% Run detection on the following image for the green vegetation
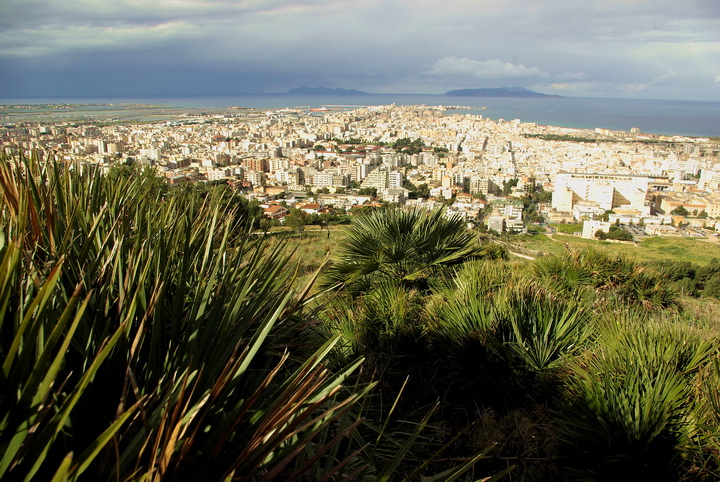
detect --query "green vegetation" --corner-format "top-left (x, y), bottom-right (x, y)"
top-left (515, 231), bottom-right (720, 265)
top-left (596, 225), bottom-right (634, 241)
top-left (3, 153), bottom-right (720, 480)
top-left (646, 258), bottom-right (720, 300)
top-left (320, 224), bottom-right (720, 478)
top-left (0, 154), bottom-right (486, 480)
top-left (552, 222), bottom-right (583, 234)
top-left (522, 133), bottom-right (682, 147)
top-left (357, 187), bottom-right (377, 197)
top-left (523, 133), bottom-right (602, 143)
top-left (387, 137), bottom-right (425, 155)
top-left (403, 180), bottom-right (430, 199)
top-left (671, 205), bottom-right (691, 216)
top-left (501, 177), bottom-right (518, 196)
top-left (323, 207), bottom-right (504, 293)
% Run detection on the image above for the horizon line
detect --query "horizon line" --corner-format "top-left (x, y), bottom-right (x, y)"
top-left (1, 93), bottom-right (719, 104)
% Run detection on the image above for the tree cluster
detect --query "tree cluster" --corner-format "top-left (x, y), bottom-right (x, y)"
top-left (595, 225), bottom-right (634, 241)
top-left (647, 258), bottom-right (720, 299)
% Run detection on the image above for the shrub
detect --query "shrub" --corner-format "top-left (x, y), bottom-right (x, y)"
top-left (556, 320), bottom-right (714, 479)
top-left (324, 207), bottom-right (486, 293)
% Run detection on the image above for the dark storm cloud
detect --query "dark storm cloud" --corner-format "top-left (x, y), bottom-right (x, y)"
top-left (1, 0), bottom-right (718, 100)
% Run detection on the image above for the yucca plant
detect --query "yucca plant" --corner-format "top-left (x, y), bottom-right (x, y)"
top-left (0, 153), bottom-right (374, 480)
top-left (0, 242), bottom-right (137, 481)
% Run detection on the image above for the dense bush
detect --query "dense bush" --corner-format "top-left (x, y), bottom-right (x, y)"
top-left (323, 219), bottom-right (718, 479)
top-left (648, 258), bottom-right (720, 300)
top-left (557, 320), bottom-right (715, 479)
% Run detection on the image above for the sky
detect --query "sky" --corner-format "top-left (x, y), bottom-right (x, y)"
top-left (1, 0), bottom-right (719, 101)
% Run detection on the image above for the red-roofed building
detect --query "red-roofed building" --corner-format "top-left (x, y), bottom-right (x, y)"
top-left (298, 203), bottom-right (322, 215)
top-left (264, 205), bottom-right (287, 220)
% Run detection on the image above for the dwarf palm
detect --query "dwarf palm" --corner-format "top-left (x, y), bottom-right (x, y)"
top-left (324, 207), bottom-right (486, 293)
top-left (556, 319), bottom-right (714, 478)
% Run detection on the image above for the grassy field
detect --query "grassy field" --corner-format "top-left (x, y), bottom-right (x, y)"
top-left (274, 224), bottom-right (720, 272)
top-left (509, 232), bottom-right (720, 265)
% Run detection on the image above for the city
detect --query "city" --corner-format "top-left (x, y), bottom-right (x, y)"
top-left (3, 103), bottom-right (719, 240)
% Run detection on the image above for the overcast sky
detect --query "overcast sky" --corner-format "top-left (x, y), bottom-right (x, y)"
top-left (1, 0), bottom-right (719, 100)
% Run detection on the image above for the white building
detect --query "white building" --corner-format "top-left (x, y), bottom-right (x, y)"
top-left (553, 172), bottom-right (649, 212)
top-left (582, 220), bottom-right (610, 238)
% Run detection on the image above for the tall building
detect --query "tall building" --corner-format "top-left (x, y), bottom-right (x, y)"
top-left (388, 170), bottom-right (403, 188)
top-left (469, 177), bottom-right (498, 196)
top-left (244, 158), bottom-right (269, 172)
top-left (552, 173), bottom-right (649, 212)
top-left (361, 168), bottom-right (390, 190)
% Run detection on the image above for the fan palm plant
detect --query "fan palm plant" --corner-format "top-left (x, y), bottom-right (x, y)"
top-left (533, 247), bottom-right (679, 310)
top-left (323, 207), bottom-right (488, 293)
top-left (433, 278), bottom-right (592, 403)
top-left (556, 319), bottom-right (715, 479)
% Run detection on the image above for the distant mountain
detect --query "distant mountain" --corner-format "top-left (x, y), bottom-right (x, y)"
top-left (286, 86), bottom-right (369, 95)
top-left (444, 87), bottom-right (563, 98)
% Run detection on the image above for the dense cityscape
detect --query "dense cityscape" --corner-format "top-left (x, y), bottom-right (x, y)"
top-left (3, 103), bottom-right (720, 239)
top-left (4, 102), bottom-right (720, 479)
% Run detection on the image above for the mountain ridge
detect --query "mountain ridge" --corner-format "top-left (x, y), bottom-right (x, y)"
top-left (445, 87), bottom-right (563, 98)
top-left (286, 86), bottom-right (370, 95)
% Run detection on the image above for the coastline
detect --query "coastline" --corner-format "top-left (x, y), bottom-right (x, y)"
top-left (2, 94), bottom-right (719, 138)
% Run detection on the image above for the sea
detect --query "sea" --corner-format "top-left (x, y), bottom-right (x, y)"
top-left (2, 94), bottom-right (719, 139)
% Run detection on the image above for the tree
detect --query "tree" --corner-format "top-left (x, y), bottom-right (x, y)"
top-left (595, 230), bottom-right (607, 240)
top-left (607, 226), bottom-right (633, 241)
top-left (502, 178), bottom-right (519, 196)
top-left (392, 137), bottom-right (425, 155)
top-left (702, 274), bottom-right (720, 299)
top-left (284, 208), bottom-right (308, 233)
top-left (358, 187), bottom-right (377, 197)
top-left (598, 210), bottom-right (614, 222)
top-left (670, 206), bottom-right (690, 216)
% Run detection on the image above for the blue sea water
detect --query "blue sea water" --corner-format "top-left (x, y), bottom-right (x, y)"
top-left (2, 93), bottom-right (719, 138)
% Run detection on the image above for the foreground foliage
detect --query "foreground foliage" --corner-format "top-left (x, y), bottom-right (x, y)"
top-left (0, 155), bottom-right (491, 481)
top-left (322, 212), bottom-right (720, 480)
